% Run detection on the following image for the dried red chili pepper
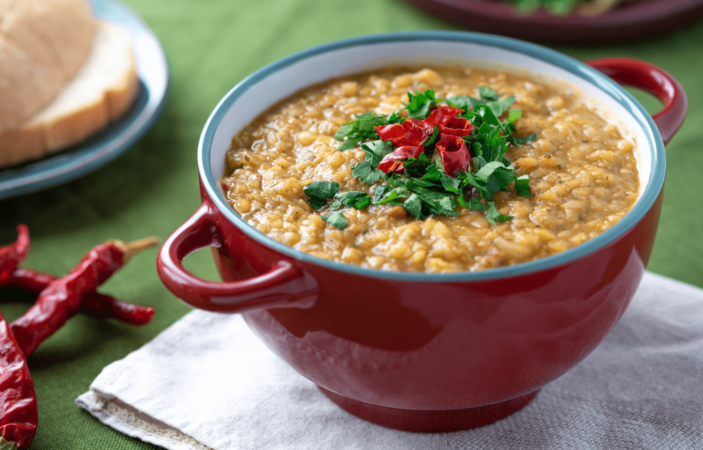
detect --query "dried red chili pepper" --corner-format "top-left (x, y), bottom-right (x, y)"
top-left (4, 268), bottom-right (154, 327)
top-left (439, 117), bottom-right (474, 137)
top-left (424, 106), bottom-right (464, 126)
top-left (425, 106), bottom-right (474, 137)
top-left (0, 309), bottom-right (38, 449)
top-left (375, 118), bottom-right (434, 146)
top-left (10, 237), bottom-right (158, 357)
top-left (374, 123), bottom-right (404, 141)
top-left (377, 145), bottom-right (425, 174)
top-left (0, 226), bottom-right (29, 279)
top-left (436, 134), bottom-right (471, 177)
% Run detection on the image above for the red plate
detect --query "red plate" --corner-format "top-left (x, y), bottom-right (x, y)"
top-left (402, 0), bottom-right (703, 43)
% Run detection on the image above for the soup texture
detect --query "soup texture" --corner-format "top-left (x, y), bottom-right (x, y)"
top-left (221, 67), bottom-right (639, 273)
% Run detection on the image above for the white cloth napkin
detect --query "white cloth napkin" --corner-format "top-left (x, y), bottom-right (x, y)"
top-left (77, 272), bottom-right (703, 450)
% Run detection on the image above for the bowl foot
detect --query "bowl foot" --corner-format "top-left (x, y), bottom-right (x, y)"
top-left (318, 387), bottom-right (539, 432)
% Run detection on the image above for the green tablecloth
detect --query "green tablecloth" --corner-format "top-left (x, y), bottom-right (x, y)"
top-left (1, 1), bottom-right (702, 448)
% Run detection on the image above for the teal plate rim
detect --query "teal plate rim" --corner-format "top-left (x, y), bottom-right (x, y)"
top-left (0, 0), bottom-right (169, 201)
top-left (199, 31), bottom-right (665, 282)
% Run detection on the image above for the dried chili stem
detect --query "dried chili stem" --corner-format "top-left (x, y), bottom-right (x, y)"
top-left (106, 237), bottom-right (160, 264)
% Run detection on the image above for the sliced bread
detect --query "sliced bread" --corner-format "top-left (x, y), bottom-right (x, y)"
top-left (0, 21), bottom-right (139, 167)
top-left (0, 0), bottom-right (96, 131)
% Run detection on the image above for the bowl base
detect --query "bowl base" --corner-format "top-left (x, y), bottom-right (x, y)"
top-left (318, 387), bottom-right (539, 432)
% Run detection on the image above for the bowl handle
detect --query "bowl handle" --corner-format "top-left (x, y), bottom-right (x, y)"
top-left (586, 58), bottom-right (688, 145)
top-left (157, 202), bottom-right (318, 313)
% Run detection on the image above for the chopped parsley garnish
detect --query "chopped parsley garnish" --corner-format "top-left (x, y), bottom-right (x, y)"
top-left (486, 201), bottom-right (514, 225)
top-left (306, 84), bottom-right (537, 230)
top-left (515, 175), bottom-right (532, 198)
top-left (330, 191), bottom-right (372, 211)
top-left (321, 211), bottom-right (348, 230)
top-left (303, 181), bottom-right (340, 209)
top-left (404, 89), bottom-right (444, 119)
top-left (351, 140), bottom-right (393, 184)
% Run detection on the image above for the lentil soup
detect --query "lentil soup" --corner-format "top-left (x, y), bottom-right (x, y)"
top-left (221, 66), bottom-right (639, 273)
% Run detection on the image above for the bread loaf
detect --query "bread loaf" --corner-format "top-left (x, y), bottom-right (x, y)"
top-left (0, 21), bottom-right (139, 167)
top-left (0, 0), bottom-right (96, 131)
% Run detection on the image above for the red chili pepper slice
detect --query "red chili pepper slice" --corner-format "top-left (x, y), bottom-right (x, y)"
top-left (10, 238), bottom-right (158, 357)
top-left (375, 118), bottom-right (434, 146)
top-left (0, 225), bottom-right (30, 279)
top-left (436, 134), bottom-right (472, 178)
top-left (440, 117), bottom-right (474, 137)
top-left (377, 146), bottom-right (425, 174)
top-left (425, 107), bottom-right (473, 137)
top-left (402, 118), bottom-right (435, 143)
top-left (424, 106), bottom-right (465, 127)
top-left (0, 308), bottom-right (38, 449)
top-left (374, 123), bottom-right (405, 142)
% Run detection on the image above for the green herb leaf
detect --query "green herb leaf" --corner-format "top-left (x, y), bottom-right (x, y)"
top-left (351, 140), bottom-right (394, 185)
top-left (377, 189), bottom-right (399, 205)
top-left (515, 174), bottom-right (531, 197)
top-left (353, 161), bottom-right (381, 185)
top-left (461, 162), bottom-right (517, 201)
top-left (509, 132), bottom-right (538, 146)
top-left (421, 163), bottom-right (442, 182)
top-left (373, 185), bottom-right (393, 203)
top-left (334, 123), bottom-right (356, 141)
top-left (403, 194), bottom-right (424, 219)
top-left (447, 94), bottom-right (470, 111)
top-left (506, 109), bottom-right (522, 124)
top-left (308, 198), bottom-right (328, 210)
top-left (474, 104), bottom-right (502, 127)
top-left (436, 196), bottom-right (457, 215)
top-left (489, 95), bottom-right (516, 118)
top-left (405, 90), bottom-right (444, 120)
top-left (335, 191), bottom-right (372, 210)
top-left (440, 173), bottom-right (462, 193)
top-left (468, 197), bottom-right (486, 211)
top-left (478, 86), bottom-right (500, 101)
top-left (321, 211), bottom-right (349, 230)
top-left (337, 138), bottom-right (360, 151)
top-left (474, 161), bottom-right (509, 182)
top-left (304, 181), bottom-right (340, 200)
top-left (431, 151), bottom-right (445, 174)
top-left (423, 126), bottom-right (440, 147)
top-left (361, 140), bottom-right (394, 166)
top-left (486, 201), bottom-right (513, 225)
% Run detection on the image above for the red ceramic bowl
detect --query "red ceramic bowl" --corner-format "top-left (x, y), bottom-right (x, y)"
top-left (157, 32), bottom-right (687, 432)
